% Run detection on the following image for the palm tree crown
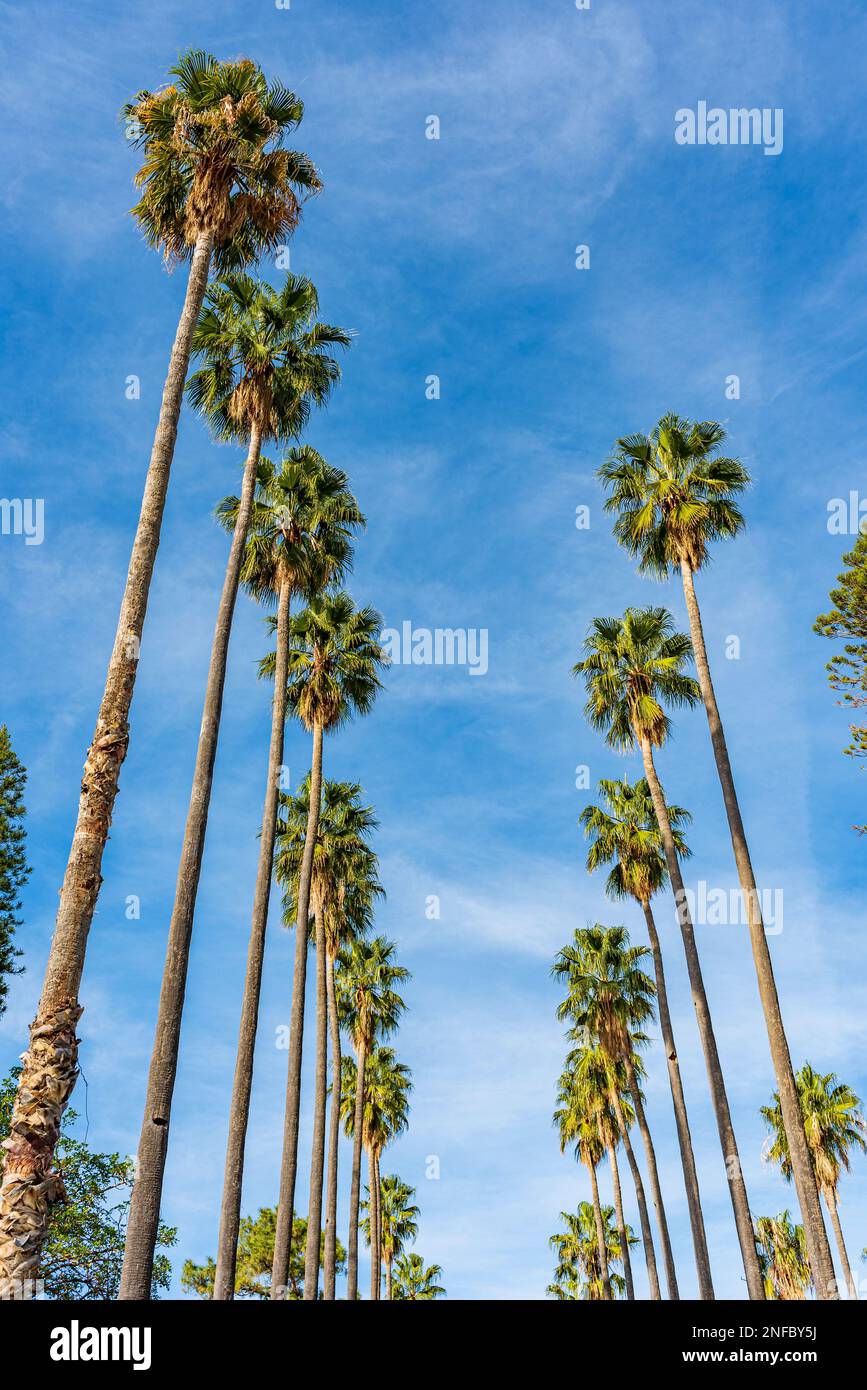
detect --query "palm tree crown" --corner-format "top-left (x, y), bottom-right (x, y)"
top-left (549, 1203), bottom-right (633, 1300)
top-left (275, 777), bottom-right (382, 950)
top-left (221, 448), bottom-right (363, 607)
top-left (552, 924), bottom-right (656, 1063)
top-left (187, 272), bottom-right (350, 442)
top-left (580, 775), bottom-right (691, 905)
top-left (575, 607), bottom-right (700, 751)
top-left (755, 1212), bottom-right (812, 1301)
top-left (260, 592), bottom-right (386, 734)
top-left (375, 1176), bottom-right (420, 1271)
top-left (341, 1047), bottom-right (412, 1154)
top-left (558, 1043), bottom-right (636, 1152)
top-left (337, 937), bottom-right (410, 1055)
top-left (392, 1253), bottom-right (445, 1300)
top-left (762, 1064), bottom-right (866, 1200)
top-left (598, 413), bottom-right (749, 575)
top-left (124, 49), bottom-right (320, 267)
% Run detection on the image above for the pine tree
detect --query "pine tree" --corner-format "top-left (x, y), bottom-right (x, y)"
top-left (0, 726), bottom-right (28, 1016)
top-left (815, 534), bottom-right (867, 828)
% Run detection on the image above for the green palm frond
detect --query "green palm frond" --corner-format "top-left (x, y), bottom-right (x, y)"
top-left (124, 51), bottom-right (319, 266)
top-left (599, 414), bottom-right (749, 575)
top-left (574, 606), bottom-right (699, 750)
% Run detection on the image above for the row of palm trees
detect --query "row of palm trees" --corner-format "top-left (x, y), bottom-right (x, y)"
top-left (0, 49), bottom-right (442, 1302)
top-left (551, 922), bottom-right (865, 1299)
top-left (548, 414), bottom-right (864, 1300)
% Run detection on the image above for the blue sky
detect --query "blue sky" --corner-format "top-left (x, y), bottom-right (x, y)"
top-left (2, 0), bottom-right (866, 1300)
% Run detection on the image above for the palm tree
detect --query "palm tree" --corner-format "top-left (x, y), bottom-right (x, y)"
top-left (575, 607), bottom-right (764, 1299)
top-left (581, 776), bottom-right (714, 1298)
top-left (762, 1065), bottom-right (866, 1299)
top-left (549, 1203), bottom-right (633, 1301)
top-left (352, 1051), bottom-right (413, 1299)
top-left (554, 924), bottom-right (678, 1300)
top-left (600, 415), bottom-right (838, 1298)
top-left (755, 1212), bottom-right (812, 1301)
top-left (0, 51), bottom-right (318, 1289)
top-left (546, 1273), bottom-right (585, 1300)
top-left (212, 451), bottom-right (362, 1300)
top-left (320, 851), bottom-right (382, 1299)
top-left (121, 279), bottom-right (350, 1300)
top-left (336, 937), bottom-right (409, 1300)
top-left (374, 1176), bottom-right (419, 1300)
top-left (267, 596), bottom-right (387, 1299)
top-left (562, 1043), bottom-right (637, 1300)
top-left (392, 1253), bottom-right (445, 1301)
top-left (274, 777), bottom-right (382, 1299)
top-left (554, 1070), bottom-right (613, 1299)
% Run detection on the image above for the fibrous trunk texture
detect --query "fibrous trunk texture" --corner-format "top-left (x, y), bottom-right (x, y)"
top-left (0, 232), bottom-right (214, 1294)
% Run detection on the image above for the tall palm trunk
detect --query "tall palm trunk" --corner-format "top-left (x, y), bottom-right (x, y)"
top-left (606, 1139), bottom-right (634, 1300)
top-left (270, 718), bottom-right (325, 1298)
top-left (825, 1189), bottom-right (857, 1299)
top-left (346, 1036), bottom-right (367, 1300)
top-left (587, 1160), bottom-right (612, 1299)
top-left (0, 232), bottom-right (215, 1292)
top-left (120, 422), bottom-right (263, 1300)
top-left (322, 951), bottom-right (341, 1299)
top-left (368, 1147), bottom-right (380, 1300)
top-left (641, 900), bottom-right (713, 1298)
top-left (680, 559), bottom-right (838, 1300)
top-left (623, 1054), bottom-right (678, 1299)
top-left (302, 902), bottom-right (329, 1299)
top-left (609, 1082), bottom-right (660, 1300)
top-left (213, 577), bottom-right (291, 1301)
top-left (385, 1254), bottom-right (393, 1301)
top-left (375, 1151), bottom-right (384, 1298)
top-left (640, 736), bottom-right (764, 1300)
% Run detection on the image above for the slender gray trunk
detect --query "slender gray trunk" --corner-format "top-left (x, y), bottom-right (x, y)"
top-left (119, 422), bottom-right (262, 1300)
top-left (346, 1037), bottom-right (367, 1300)
top-left (302, 903), bottom-right (328, 1299)
top-left (607, 1139), bottom-right (634, 1300)
top-left (588, 1160), bottom-right (612, 1300)
top-left (322, 952), bottom-right (341, 1299)
top-left (385, 1256), bottom-right (393, 1301)
top-left (641, 900), bottom-right (713, 1298)
top-left (624, 1054), bottom-right (678, 1300)
top-left (680, 559), bottom-right (838, 1300)
top-left (375, 1151), bottom-right (383, 1299)
top-left (610, 1082), bottom-right (660, 1300)
top-left (368, 1147), bottom-right (379, 1300)
top-left (640, 735), bottom-right (764, 1300)
top-left (213, 578), bottom-right (291, 1301)
top-left (270, 718), bottom-right (325, 1298)
top-left (0, 232), bottom-right (215, 1293)
top-left (825, 1188), bottom-right (857, 1299)
top-left (373, 1150), bottom-right (383, 1299)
